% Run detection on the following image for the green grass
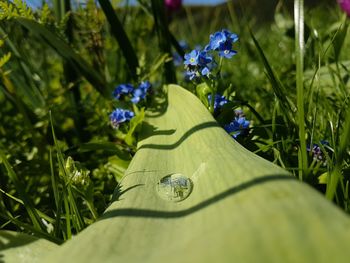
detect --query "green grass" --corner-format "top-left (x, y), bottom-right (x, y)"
top-left (0, 0), bottom-right (350, 260)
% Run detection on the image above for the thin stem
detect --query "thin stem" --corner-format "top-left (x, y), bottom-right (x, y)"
top-left (294, 0), bottom-right (308, 180)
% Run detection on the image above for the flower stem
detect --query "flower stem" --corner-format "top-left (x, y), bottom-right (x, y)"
top-left (294, 0), bottom-right (308, 180)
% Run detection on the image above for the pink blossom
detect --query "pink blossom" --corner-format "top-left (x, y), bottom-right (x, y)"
top-left (164, 0), bottom-right (182, 11)
top-left (338, 0), bottom-right (350, 16)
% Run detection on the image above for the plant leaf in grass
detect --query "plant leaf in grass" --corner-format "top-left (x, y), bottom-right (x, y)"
top-left (124, 107), bottom-right (145, 146)
top-left (0, 231), bottom-right (58, 263)
top-left (196, 82), bottom-right (211, 107)
top-left (42, 85), bottom-right (350, 262)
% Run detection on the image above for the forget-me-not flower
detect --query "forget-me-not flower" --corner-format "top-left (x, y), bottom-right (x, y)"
top-left (207, 29), bottom-right (238, 58)
top-left (208, 31), bottom-right (227, 50)
top-left (131, 81), bottom-right (152, 104)
top-left (224, 110), bottom-right (250, 139)
top-left (306, 140), bottom-right (330, 162)
top-left (109, 108), bottom-right (135, 128)
top-left (112, 83), bottom-right (134, 100)
top-left (184, 50), bottom-right (200, 66)
top-left (184, 50), bottom-right (215, 79)
top-left (208, 94), bottom-right (229, 112)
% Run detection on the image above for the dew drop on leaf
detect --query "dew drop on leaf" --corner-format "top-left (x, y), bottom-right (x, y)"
top-left (156, 173), bottom-right (193, 202)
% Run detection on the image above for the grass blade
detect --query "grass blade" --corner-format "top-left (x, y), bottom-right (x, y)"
top-left (294, 0), bottom-right (308, 180)
top-left (249, 30), bottom-right (296, 124)
top-left (150, 0), bottom-right (176, 83)
top-left (97, 0), bottom-right (139, 79)
top-left (326, 101), bottom-right (350, 200)
top-left (0, 145), bottom-right (45, 232)
top-left (49, 111), bottom-right (85, 239)
top-left (0, 24), bottom-right (46, 109)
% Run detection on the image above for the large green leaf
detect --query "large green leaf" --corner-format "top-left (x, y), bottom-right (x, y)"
top-left (42, 85), bottom-right (350, 262)
top-left (0, 231), bottom-right (58, 263)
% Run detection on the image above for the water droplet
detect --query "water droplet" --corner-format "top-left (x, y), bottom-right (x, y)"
top-left (156, 173), bottom-right (193, 202)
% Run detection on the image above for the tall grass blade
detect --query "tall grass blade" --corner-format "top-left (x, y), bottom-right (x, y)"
top-left (97, 0), bottom-right (139, 79)
top-left (333, 16), bottom-right (348, 62)
top-left (150, 0), bottom-right (176, 83)
top-left (294, 0), bottom-right (308, 179)
top-left (49, 111), bottom-right (85, 239)
top-left (49, 149), bottom-right (59, 210)
top-left (326, 102), bottom-right (350, 200)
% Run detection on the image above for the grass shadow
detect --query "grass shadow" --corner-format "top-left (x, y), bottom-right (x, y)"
top-left (101, 174), bottom-right (295, 220)
top-left (111, 183), bottom-right (145, 202)
top-left (145, 89), bottom-right (169, 118)
top-left (0, 231), bottom-right (39, 262)
top-left (138, 121), bottom-right (220, 151)
top-left (139, 122), bottom-right (176, 141)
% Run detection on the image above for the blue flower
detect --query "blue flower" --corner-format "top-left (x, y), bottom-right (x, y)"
top-left (224, 110), bottom-right (250, 139)
top-left (198, 51), bottom-right (213, 66)
top-left (183, 29), bottom-right (238, 82)
top-left (201, 67), bottom-right (210, 76)
top-left (207, 29), bottom-right (238, 59)
top-left (218, 42), bottom-right (237, 58)
top-left (109, 108), bottom-right (135, 128)
top-left (185, 70), bottom-right (198, 81)
top-left (112, 83), bottom-right (134, 100)
top-left (222, 29), bottom-right (239, 43)
top-left (184, 50), bottom-right (215, 80)
top-left (131, 81), bottom-right (151, 104)
top-left (198, 51), bottom-right (215, 75)
top-left (184, 50), bottom-right (200, 66)
top-left (208, 31), bottom-right (227, 50)
top-left (208, 94), bottom-right (229, 112)
top-left (307, 140), bottom-right (329, 161)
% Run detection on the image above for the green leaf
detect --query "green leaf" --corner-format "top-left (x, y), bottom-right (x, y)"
top-left (124, 107), bottom-right (145, 146)
top-left (318, 172), bottom-right (328, 184)
top-left (42, 85), bottom-right (350, 262)
top-left (0, 52), bottom-right (11, 68)
top-left (0, 230), bottom-right (58, 263)
top-left (196, 82), bottom-right (211, 107)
